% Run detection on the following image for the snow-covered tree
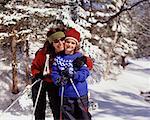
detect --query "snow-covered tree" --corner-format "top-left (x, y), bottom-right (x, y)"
top-left (129, 2), bottom-right (150, 57)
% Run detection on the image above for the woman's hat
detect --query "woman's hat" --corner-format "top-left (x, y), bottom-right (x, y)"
top-left (47, 31), bottom-right (65, 43)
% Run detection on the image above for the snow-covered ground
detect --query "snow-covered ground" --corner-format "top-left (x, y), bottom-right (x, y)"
top-left (0, 58), bottom-right (150, 120)
top-left (89, 65), bottom-right (150, 120)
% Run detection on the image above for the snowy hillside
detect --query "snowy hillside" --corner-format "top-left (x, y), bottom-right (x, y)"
top-left (0, 58), bottom-right (150, 120)
top-left (89, 65), bottom-right (150, 120)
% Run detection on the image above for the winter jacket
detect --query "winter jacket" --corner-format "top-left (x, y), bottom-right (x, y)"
top-left (51, 52), bottom-right (90, 97)
top-left (31, 48), bottom-right (53, 83)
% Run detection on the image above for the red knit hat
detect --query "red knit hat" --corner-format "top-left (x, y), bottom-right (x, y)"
top-left (65, 28), bottom-right (80, 44)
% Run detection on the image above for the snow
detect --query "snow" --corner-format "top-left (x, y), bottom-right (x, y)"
top-left (1, 12), bottom-right (29, 25)
top-left (89, 65), bottom-right (150, 120)
top-left (97, 22), bottom-right (106, 28)
top-left (0, 33), bottom-right (9, 38)
top-left (18, 29), bottom-right (32, 35)
top-left (0, 1), bottom-right (150, 119)
top-left (0, 56), bottom-right (150, 120)
top-left (95, 11), bottom-right (116, 17)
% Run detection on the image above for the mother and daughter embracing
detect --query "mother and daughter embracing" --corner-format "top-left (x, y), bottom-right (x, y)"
top-left (31, 26), bottom-right (93, 120)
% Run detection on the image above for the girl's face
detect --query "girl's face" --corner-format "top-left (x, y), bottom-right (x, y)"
top-left (53, 38), bottom-right (65, 53)
top-left (64, 38), bottom-right (77, 54)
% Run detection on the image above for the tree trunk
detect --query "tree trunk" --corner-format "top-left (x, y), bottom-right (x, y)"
top-left (11, 30), bottom-right (19, 94)
top-left (104, 23), bottom-right (119, 80)
top-left (25, 38), bottom-right (30, 85)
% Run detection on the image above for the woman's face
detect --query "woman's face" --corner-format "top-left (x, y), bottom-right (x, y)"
top-left (64, 38), bottom-right (77, 54)
top-left (53, 38), bottom-right (65, 53)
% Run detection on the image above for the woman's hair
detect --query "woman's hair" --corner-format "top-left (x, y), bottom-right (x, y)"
top-left (45, 27), bottom-right (66, 66)
top-left (42, 41), bottom-right (55, 66)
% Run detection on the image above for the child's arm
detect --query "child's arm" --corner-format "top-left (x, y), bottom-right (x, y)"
top-left (73, 65), bottom-right (90, 82)
top-left (51, 62), bottom-right (61, 85)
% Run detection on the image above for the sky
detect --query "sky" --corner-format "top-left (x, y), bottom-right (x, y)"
top-left (0, 57), bottom-right (150, 120)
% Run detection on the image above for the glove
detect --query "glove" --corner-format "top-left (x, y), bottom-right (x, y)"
top-left (61, 68), bottom-right (74, 79)
top-left (34, 72), bottom-right (45, 80)
top-left (56, 76), bottom-right (69, 86)
top-left (56, 68), bottom-right (74, 86)
top-left (73, 56), bottom-right (87, 70)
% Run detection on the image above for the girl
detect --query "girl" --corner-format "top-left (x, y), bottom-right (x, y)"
top-left (51, 28), bottom-right (91, 120)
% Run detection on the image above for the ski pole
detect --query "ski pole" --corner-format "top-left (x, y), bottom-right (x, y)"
top-left (31, 53), bottom-right (50, 120)
top-left (32, 80), bottom-right (43, 120)
top-left (0, 79), bottom-right (41, 118)
top-left (69, 78), bottom-right (88, 112)
top-left (70, 78), bottom-right (80, 97)
top-left (60, 85), bottom-right (64, 120)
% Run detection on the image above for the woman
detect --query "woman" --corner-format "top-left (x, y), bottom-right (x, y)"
top-left (31, 28), bottom-right (66, 120)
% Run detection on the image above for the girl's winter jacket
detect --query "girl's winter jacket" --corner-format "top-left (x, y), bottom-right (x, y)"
top-left (51, 52), bottom-right (90, 97)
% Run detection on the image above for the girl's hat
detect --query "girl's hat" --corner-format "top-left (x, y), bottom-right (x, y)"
top-left (65, 28), bottom-right (80, 44)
